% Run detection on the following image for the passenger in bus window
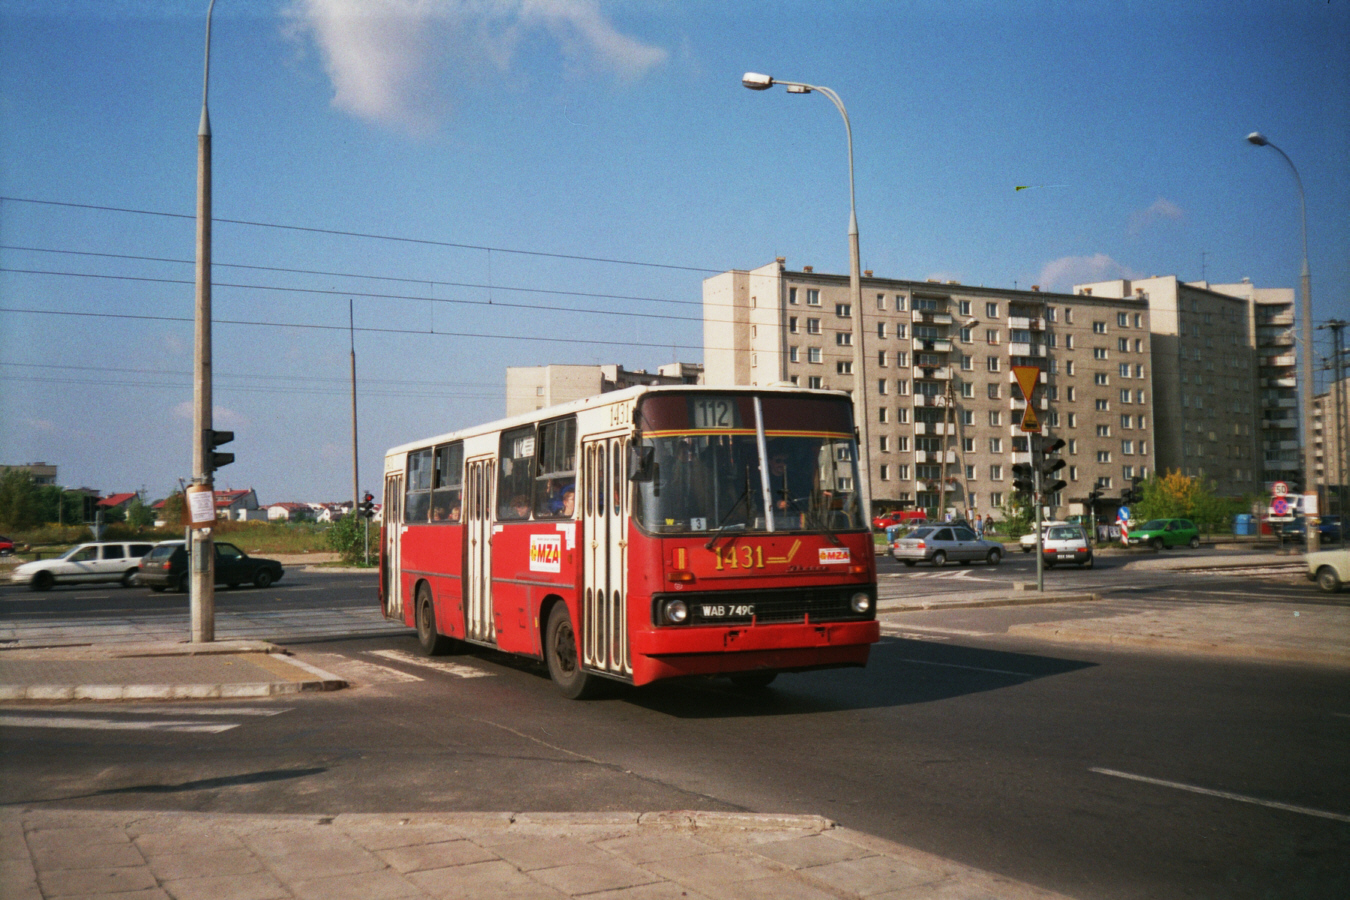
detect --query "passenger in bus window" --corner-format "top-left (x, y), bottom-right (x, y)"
top-left (507, 495), bottom-right (530, 520)
top-left (448, 505), bottom-right (461, 523)
top-left (561, 485), bottom-right (576, 517)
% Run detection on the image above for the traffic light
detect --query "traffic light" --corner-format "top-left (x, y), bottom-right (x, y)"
top-left (359, 492), bottom-right (375, 519)
top-left (1087, 488), bottom-right (1103, 507)
top-left (1012, 463), bottom-right (1035, 496)
top-left (1121, 477), bottom-right (1143, 505)
top-left (1038, 437), bottom-right (1067, 495)
top-left (209, 430), bottom-right (234, 470)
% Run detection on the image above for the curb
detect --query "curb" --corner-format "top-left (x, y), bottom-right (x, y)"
top-left (1007, 623), bottom-right (1350, 669)
top-left (879, 592), bottom-right (1099, 612)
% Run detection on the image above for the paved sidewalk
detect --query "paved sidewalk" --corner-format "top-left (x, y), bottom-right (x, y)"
top-left (0, 807), bottom-right (1076, 900)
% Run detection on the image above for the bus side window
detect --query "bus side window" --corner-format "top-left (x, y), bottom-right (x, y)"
top-left (533, 417), bottom-right (577, 518)
top-left (431, 442), bottom-right (464, 522)
top-left (497, 426), bottom-right (535, 520)
top-left (405, 448), bottom-right (432, 523)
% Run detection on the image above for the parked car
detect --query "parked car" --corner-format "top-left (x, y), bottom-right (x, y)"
top-left (1041, 524), bottom-right (1093, 568)
top-left (1126, 518), bottom-right (1200, 550)
top-left (1020, 520), bottom-right (1070, 552)
top-left (891, 525), bottom-right (1003, 567)
top-left (1305, 548), bottom-right (1350, 593)
top-left (1284, 516), bottom-right (1343, 544)
top-left (873, 510), bottom-right (926, 530)
top-left (10, 541), bottom-right (157, 591)
top-left (0, 535), bottom-right (14, 555)
top-left (138, 540), bottom-right (284, 593)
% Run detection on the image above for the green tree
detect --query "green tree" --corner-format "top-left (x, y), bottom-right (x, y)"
top-left (999, 491), bottom-right (1033, 539)
top-left (1134, 470), bottom-right (1240, 534)
top-left (0, 469), bottom-right (43, 530)
top-left (160, 493), bottom-right (186, 528)
top-left (126, 498), bottom-right (156, 529)
top-left (325, 514), bottom-right (372, 565)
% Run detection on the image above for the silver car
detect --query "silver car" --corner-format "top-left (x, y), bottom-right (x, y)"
top-left (891, 525), bottom-right (1004, 567)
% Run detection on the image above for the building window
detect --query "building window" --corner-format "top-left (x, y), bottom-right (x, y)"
top-left (807, 376), bottom-right (822, 389)
top-left (880, 464), bottom-right (890, 481)
top-left (986, 329), bottom-right (1000, 345)
top-left (1046, 412), bottom-right (1060, 427)
top-left (1122, 440), bottom-right (1134, 455)
top-left (878, 350), bottom-right (888, 367)
top-left (789, 346), bottom-right (799, 363)
top-left (989, 438), bottom-right (1003, 453)
top-left (1064, 308), bottom-right (1074, 324)
top-left (1095, 399), bottom-right (1109, 411)
top-left (1117, 312), bottom-right (1128, 327)
top-left (1069, 439), bottom-right (1078, 454)
top-left (1066, 360), bottom-right (1075, 375)
top-left (1064, 334), bottom-right (1075, 350)
top-left (789, 375), bottom-right (799, 385)
top-left (788, 287), bottom-right (798, 305)
top-left (987, 356), bottom-right (1001, 372)
top-left (789, 316), bottom-right (799, 334)
top-left (836, 332), bottom-right (852, 346)
top-left (836, 303), bottom-right (852, 318)
top-left (1097, 450), bottom-right (1112, 463)
top-left (964, 437), bottom-right (975, 452)
top-left (808, 347), bottom-right (822, 363)
top-left (1097, 424), bottom-right (1111, 437)
top-left (1136, 364), bottom-right (1145, 378)
top-left (897, 379), bottom-right (910, 395)
top-left (960, 326), bottom-right (973, 343)
top-left (879, 408), bottom-right (888, 424)
top-left (990, 491), bottom-right (1004, 507)
top-left (1068, 413), bottom-right (1077, 428)
top-left (1093, 321), bottom-right (1107, 334)
top-left (989, 411), bottom-right (1002, 426)
top-left (878, 378), bottom-right (888, 394)
top-left (966, 465), bottom-right (977, 480)
top-left (1069, 465), bottom-right (1078, 481)
top-left (897, 437), bottom-right (910, 452)
top-left (895, 323), bottom-right (908, 339)
top-left (877, 322), bottom-right (887, 339)
top-left (836, 361), bottom-right (852, 375)
top-left (986, 302), bottom-right (999, 318)
top-left (961, 410), bottom-right (974, 425)
top-left (958, 300), bottom-right (971, 316)
top-left (1137, 390), bottom-right (1146, 404)
top-left (1120, 389), bottom-right (1131, 403)
top-left (990, 465), bottom-right (1004, 480)
top-left (1067, 386), bottom-right (1076, 401)
top-left (1118, 363), bottom-right (1130, 378)
top-left (961, 382), bottom-right (974, 398)
top-left (895, 295), bottom-right (907, 311)
top-left (879, 436), bottom-right (890, 452)
top-left (897, 464), bottom-right (910, 480)
top-left (1118, 337), bottom-right (1129, 352)
top-left (1121, 415), bottom-right (1132, 429)
top-left (961, 354), bottom-right (974, 371)
top-left (896, 408), bottom-right (910, 424)
top-left (807, 289), bottom-right (820, 306)
top-left (1094, 373), bottom-right (1109, 385)
top-left (807, 318), bottom-right (821, 334)
top-left (987, 383), bottom-right (1001, 399)
top-left (1094, 347), bottom-right (1108, 360)
top-left (877, 293), bottom-right (887, 311)
top-left (1046, 307), bottom-right (1057, 323)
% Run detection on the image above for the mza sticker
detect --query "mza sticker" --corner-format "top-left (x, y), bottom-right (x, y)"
top-left (819, 548), bottom-right (851, 565)
top-left (529, 534), bottom-right (563, 573)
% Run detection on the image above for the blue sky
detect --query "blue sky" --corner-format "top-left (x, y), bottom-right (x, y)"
top-left (2, 0), bottom-right (1347, 504)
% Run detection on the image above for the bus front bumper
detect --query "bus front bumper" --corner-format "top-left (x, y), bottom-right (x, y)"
top-left (628, 619), bottom-right (880, 685)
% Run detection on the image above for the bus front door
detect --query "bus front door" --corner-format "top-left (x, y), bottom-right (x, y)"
top-left (582, 436), bottom-right (631, 678)
top-left (382, 474), bottom-right (403, 621)
top-left (464, 456), bottom-right (496, 645)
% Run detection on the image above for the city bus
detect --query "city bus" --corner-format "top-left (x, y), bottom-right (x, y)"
top-left (379, 385), bottom-right (880, 698)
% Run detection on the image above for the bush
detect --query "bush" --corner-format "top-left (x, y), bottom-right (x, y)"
top-left (325, 514), bottom-right (374, 565)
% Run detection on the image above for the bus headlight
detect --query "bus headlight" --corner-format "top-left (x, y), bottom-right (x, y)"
top-left (850, 592), bottom-right (872, 614)
top-left (663, 598), bottom-right (689, 624)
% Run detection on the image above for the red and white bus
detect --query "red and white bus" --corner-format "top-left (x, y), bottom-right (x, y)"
top-left (380, 385), bottom-right (880, 697)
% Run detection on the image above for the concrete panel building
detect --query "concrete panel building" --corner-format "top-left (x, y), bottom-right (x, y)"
top-left (706, 260), bottom-right (1290, 520)
top-left (506, 363), bottom-right (702, 417)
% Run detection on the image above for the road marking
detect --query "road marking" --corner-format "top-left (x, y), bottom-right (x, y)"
top-left (897, 658), bottom-right (1034, 677)
top-left (0, 714), bottom-right (238, 734)
top-left (1089, 767), bottom-right (1350, 823)
top-left (115, 706), bottom-right (291, 717)
top-left (880, 623), bottom-right (994, 638)
top-left (369, 649), bottom-right (492, 678)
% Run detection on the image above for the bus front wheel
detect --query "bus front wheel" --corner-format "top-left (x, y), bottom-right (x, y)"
top-left (545, 604), bottom-right (601, 699)
top-left (416, 585), bottom-right (451, 656)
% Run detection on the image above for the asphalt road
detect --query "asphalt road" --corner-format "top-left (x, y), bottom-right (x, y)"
top-left (2, 564), bottom-right (1347, 899)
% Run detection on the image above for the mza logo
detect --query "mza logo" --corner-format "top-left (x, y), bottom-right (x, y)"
top-left (529, 534), bottom-right (563, 573)
top-left (819, 548), bottom-right (851, 565)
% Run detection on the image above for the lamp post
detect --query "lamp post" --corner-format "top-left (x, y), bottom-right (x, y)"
top-left (1247, 131), bottom-right (1318, 551)
top-left (191, 0), bottom-right (218, 640)
top-left (743, 73), bottom-right (872, 521)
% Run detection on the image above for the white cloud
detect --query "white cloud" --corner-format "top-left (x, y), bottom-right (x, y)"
top-left (284, 0), bottom-right (668, 133)
top-left (1037, 254), bottom-right (1141, 293)
top-left (1129, 197), bottom-right (1184, 234)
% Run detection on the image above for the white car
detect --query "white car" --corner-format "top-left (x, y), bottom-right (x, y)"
top-left (10, 541), bottom-right (156, 591)
top-left (1041, 524), bottom-right (1093, 568)
top-left (1020, 521), bottom-right (1070, 552)
top-left (1305, 549), bottom-right (1350, 593)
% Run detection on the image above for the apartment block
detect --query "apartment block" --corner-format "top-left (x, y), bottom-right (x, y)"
top-left (1314, 375), bottom-right (1349, 497)
top-left (704, 260), bottom-right (1155, 519)
top-left (506, 363), bottom-right (702, 416)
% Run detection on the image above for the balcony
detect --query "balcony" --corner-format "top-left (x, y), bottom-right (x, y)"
top-left (913, 365), bottom-right (953, 381)
top-left (1008, 342), bottom-right (1046, 358)
top-left (1257, 311), bottom-right (1294, 327)
top-left (1011, 451), bottom-right (1032, 464)
top-left (1262, 417), bottom-right (1297, 430)
top-left (911, 310), bottom-right (953, 326)
top-left (914, 450), bottom-right (957, 464)
top-left (1263, 439), bottom-right (1299, 451)
top-left (1263, 458), bottom-right (1300, 471)
top-left (1263, 376), bottom-right (1297, 389)
top-left (1008, 315), bottom-right (1045, 331)
top-left (913, 422), bottom-right (954, 435)
top-left (1258, 329), bottom-right (1295, 347)
top-left (912, 338), bottom-right (953, 354)
top-left (1010, 397), bottom-right (1049, 411)
top-left (912, 393), bottom-right (950, 407)
top-left (1267, 397), bottom-right (1298, 409)
top-left (1263, 354), bottom-right (1296, 367)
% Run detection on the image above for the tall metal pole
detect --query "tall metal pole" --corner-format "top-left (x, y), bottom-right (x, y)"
top-left (1247, 132), bottom-right (1318, 551)
top-left (191, 0), bottom-right (218, 642)
top-left (350, 300), bottom-right (360, 518)
top-left (742, 74), bottom-right (872, 522)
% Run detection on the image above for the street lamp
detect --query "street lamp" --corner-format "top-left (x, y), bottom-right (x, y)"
top-left (1247, 131), bottom-right (1319, 551)
top-left (743, 73), bottom-right (872, 520)
top-left (191, 0), bottom-right (218, 640)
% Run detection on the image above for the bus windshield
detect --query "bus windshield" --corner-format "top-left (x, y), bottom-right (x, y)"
top-left (632, 393), bottom-right (863, 535)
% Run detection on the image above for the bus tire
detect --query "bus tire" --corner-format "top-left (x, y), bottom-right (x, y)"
top-left (545, 603), bottom-right (600, 699)
top-left (416, 584), bottom-right (451, 656)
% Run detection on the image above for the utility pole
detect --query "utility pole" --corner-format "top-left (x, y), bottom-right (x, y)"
top-left (1321, 320), bottom-right (1348, 524)
top-left (350, 300), bottom-right (360, 519)
top-left (190, 0), bottom-right (218, 643)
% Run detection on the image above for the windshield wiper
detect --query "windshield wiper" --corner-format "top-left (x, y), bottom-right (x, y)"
top-left (705, 466), bottom-right (754, 550)
top-left (776, 489), bottom-right (842, 546)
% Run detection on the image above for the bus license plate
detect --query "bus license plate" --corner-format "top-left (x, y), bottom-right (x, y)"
top-left (698, 604), bottom-right (754, 618)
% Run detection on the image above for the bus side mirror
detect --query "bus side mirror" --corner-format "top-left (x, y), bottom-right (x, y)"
top-left (628, 445), bottom-right (655, 482)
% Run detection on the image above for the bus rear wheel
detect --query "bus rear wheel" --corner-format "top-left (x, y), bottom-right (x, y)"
top-left (416, 584), bottom-right (451, 656)
top-left (545, 604), bottom-right (601, 699)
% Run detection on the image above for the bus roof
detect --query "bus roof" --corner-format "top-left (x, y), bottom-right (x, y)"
top-left (383, 383), bottom-right (852, 459)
